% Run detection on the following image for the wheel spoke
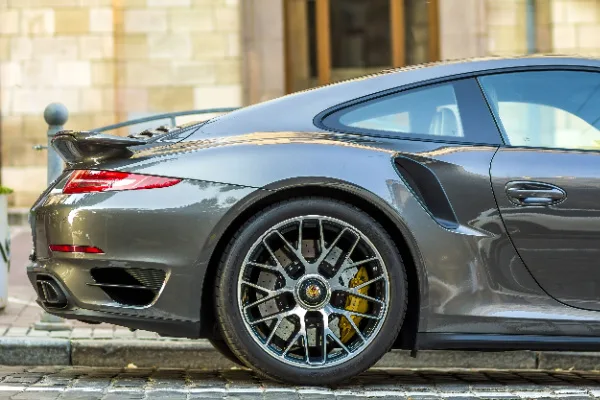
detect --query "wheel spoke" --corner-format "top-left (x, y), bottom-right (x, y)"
top-left (319, 309), bottom-right (330, 365)
top-left (346, 257), bottom-right (378, 269)
top-left (273, 230), bottom-right (309, 269)
top-left (330, 233), bottom-right (361, 280)
top-left (265, 315), bottom-right (286, 346)
top-left (260, 239), bottom-right (295, 287)
top-left (249, 308), bottom-right (295, 326)
top-left (243, 290), bottom-right (286, 311)
top-left (347, 310), bottom-right (382, 320)
top-left (316, 227), bottom-right (349, 265)
top-left (282, 308), bottom-right (306, 357)
top-left (352, 275), bottom-right (384, 291)
top-left (297, 219), bottom-right (303, 252)
top-left (334, 287), bottom-right (385, 305)
top-left (241, 280), bottom-right (273, 295)
top-left (325, 305), bottom-right (367, 343)
top-left (282, 331), bottom-right (302, 357)
top-left (327, 328), bottom-right (350, 355)
top-left (318, 219), bottom-right (325, 254)
top-left (247, 261), bottom-right (284, 275)
top-left (263, 239), bottom-right (286, 271)
top-left (344, 315), bottom-right (366, 342)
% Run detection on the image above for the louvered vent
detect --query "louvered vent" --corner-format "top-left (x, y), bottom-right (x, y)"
top-left (89, 267), bottom-right (167, 307)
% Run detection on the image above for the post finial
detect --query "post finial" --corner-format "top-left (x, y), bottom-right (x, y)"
top-left (43, 103), bottom-right (69, 127)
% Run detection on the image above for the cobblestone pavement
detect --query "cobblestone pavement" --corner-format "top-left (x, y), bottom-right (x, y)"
top-left (2, 367), bottom-right (600, 400)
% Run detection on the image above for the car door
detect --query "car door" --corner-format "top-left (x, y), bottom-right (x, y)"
top-left (482, 69), bottom-right (600, 311)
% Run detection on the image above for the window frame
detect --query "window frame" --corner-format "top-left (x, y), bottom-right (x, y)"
top-left (318, 77), bottom-right (503, 146)
top-left (283, 0), bottom-right (441, 93)
top-left (476, 68), bottom-right (600, 152)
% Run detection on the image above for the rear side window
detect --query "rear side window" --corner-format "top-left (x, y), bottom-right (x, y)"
top-left (479, 70), bottom-right (600, 150)
top-left (321, 78), bottom-right (501, 144)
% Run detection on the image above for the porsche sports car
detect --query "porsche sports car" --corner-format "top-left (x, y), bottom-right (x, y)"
top-left (28, 56), bottom-right (600, 384)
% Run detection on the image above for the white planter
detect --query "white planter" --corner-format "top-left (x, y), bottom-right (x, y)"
top-left (0, 195), bottom-right (10, 310)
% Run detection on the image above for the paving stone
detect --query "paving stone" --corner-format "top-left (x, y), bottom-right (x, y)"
top-left (91, 329), bottom-right (114, 339)
top-left (27, 330), bottom-right (51, 337)
top-left (8, 392), bottom-right (54, 400)
top-left (188, 395), bottom-right (232, 400)
top-left (57, 390), bottom-right (101, 400)
top-left (101, 394), bottom-right (145, 400)
top-left (144, 391), bottom-right (187, 399)
top-left (2, 373), bottom-right (44, 385)
top-left (24, 367), bottom-right (64, 374)
top-left (112, 329), bottom-right (135, 339)
top-left (4, 327), bottom-right (29, 336)
top-left (224, 395), bottom-right (264, 400)
top-left (69, 329), bottom-right (93, 340)
top-left (134, 330), bottom-right (159, 339)
top-left (49, 331), bottom-right (72, 339)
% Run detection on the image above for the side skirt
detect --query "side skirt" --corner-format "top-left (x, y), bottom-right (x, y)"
top-left (418, 333), bottom-right (600, 351)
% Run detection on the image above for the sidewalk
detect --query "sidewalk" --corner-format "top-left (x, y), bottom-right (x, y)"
top-left (4, 224), bottom-right (600, 372)
top-left (1, 226), bottom-right (128, 336)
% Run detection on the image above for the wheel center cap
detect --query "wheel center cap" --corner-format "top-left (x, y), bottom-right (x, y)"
top-left (296, 275), bottom-right (330, 309)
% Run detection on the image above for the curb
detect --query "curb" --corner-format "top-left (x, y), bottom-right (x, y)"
top-left (71, 339), bottom-right (237, 369)
top-left (0, 337), bottom-right (70, 366)
top-left (1, 337), bottom-right (599, 371)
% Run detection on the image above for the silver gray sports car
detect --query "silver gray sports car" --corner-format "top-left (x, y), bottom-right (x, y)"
top-left (28, 56), bottom-right (600, 384)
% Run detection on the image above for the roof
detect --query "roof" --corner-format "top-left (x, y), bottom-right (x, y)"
top-left (201, 55), bottom-right (600, 137)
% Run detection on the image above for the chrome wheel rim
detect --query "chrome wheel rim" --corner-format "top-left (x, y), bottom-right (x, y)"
top-left (237, 216), bottom-right (390, 368)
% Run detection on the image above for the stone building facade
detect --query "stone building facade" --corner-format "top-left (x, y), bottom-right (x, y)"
top-left (1, 0), bottom-right (600, 207)
top-left (0, 0), bottom-right (241, 207)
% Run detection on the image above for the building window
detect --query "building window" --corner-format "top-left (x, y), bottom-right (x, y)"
top-left (284, 0), bottom-right (440, 93)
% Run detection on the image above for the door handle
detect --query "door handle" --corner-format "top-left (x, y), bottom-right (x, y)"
top-left (505, 181), bottom-right (566, 206)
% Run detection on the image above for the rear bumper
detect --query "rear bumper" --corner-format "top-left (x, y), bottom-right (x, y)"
top-left (27, 260), bottom-right (200, 338)
top-left (27, 176), bottom-right (258, 337)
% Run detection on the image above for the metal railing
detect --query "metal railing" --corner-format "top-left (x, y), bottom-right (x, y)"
top-left (90, 108), bottom-right (239, 133)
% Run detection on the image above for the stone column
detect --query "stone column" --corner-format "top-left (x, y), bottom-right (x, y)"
top-left (438, 0), bottom-right (489, 60)
top-left (241, 0), bottom-right (286, 104)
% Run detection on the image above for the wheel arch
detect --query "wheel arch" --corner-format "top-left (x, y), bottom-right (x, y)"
top-left (201, 178), bottom-right (428, 350)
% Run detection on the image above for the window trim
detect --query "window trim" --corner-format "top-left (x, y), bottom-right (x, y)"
top-left (315, 65), bottom-right (600, 147)
top-left (318, 77), bottom-right (503, 146)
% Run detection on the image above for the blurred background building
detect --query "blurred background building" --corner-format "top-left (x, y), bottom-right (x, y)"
top-left (0, 0), bottom-right (598, 207)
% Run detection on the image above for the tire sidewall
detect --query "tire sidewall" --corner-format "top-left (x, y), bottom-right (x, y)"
top-left (216, 198), bottom-right (407, 384)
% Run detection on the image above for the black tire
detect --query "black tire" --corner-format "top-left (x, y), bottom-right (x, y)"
top-left (207, 338), bottom-right (245, 367)
top-left (214, 197), bottom-right (408, 385)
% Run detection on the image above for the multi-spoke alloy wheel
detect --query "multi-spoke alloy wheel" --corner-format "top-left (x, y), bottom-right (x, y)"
top-left (238, 216), bottom-right (389, 367)
top-left (215, 198), bottom-right (407, 385)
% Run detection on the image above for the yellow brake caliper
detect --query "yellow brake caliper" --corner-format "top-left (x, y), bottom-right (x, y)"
top-left (339, 266), bottom-right (369, 343)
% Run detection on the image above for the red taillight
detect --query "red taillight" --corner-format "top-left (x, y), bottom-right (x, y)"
top-left (62, 170), bottom-right (181, 194)
top-left (49, 245), bottom-right (104, 254)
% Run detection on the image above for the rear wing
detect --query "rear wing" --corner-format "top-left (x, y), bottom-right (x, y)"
top-left (51, 130), bottom-right (147, 166)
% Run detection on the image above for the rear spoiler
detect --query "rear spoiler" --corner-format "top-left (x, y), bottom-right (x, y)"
top-left (51, 130), bottom-right (147, 166)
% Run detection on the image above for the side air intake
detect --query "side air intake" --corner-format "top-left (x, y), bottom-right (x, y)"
top-left (394, 156), bottom-right (459, 229)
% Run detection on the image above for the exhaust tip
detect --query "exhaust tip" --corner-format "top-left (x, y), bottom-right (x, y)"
top-left (36, 277), bottom-right (68, 308)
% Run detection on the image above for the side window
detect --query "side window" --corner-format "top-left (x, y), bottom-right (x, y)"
top-left (328, 82), bottom-right (465, 139)
top-left (479, 71), bottom-right (600, 150)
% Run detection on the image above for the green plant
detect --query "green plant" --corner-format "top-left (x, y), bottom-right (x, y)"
top-left (0, 187), bottom-right (14, 195)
